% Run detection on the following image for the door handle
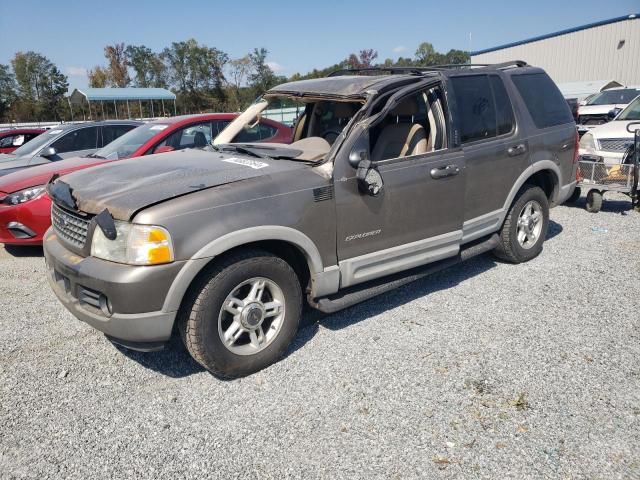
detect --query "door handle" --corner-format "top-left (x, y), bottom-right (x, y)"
top-left (430, 164), bottom-right (460, 179)
top-left (507, 144), bottom-right (527, 157)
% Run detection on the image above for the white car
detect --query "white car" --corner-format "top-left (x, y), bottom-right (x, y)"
top-left (579, 95), bottom-right (640, 165)
top-left (577, 87), bottom-right (640, 131)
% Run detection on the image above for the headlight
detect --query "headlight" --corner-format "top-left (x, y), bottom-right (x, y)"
top-left (579, 133), bottom-right (596, 152)
top-left (2, 185), bottom-right (46, 205)
top-left (91, 221), bottom-right (174, 265)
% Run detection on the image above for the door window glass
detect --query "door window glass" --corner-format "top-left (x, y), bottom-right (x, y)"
top-left (369, 86), bottom-right (448, 161)
top-left (154, 123), bottom-right (212, 152)
top-left (52, 127), bottom-right (98, 153)
top-left (451, 75), bottom-right (497, 143)
top-left (0, 136), bottom-right (15, 148)
top-left (511, 73), bottom-right (573, 128)
top-left (102, 125), bottom-right (136, 146)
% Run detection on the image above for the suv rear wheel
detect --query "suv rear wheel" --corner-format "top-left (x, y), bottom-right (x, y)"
top-left (493, 185), bottom-right (549, 263)
top-left (179, 249), bottom-right (302, 378)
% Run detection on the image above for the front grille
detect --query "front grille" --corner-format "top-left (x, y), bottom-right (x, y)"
top-left (579, 115), bottom-right (608, 126)
top-left (598, 138), bottom-right (634, 153)
top-left (51, 203), bottom-right (91, 248)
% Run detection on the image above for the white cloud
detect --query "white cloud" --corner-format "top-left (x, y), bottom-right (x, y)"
top-left (392, 46), bottom-right (407, 53)
top-left (66, 66), bottom-right (87, 76)
top-left (266, 61), bottom-right (284, 72)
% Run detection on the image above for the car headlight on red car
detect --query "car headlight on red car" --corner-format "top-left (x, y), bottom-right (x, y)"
top-left (2, 185), bottom-right (46, 205)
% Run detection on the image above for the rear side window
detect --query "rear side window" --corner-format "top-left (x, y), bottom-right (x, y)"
top-left (450, 75), bottom-right (514, 143)
top-left (511, 73), bottom-right (573, 128)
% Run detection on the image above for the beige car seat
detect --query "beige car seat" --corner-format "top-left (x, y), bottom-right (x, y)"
top-left (371, 98), bottom-right (428, 161)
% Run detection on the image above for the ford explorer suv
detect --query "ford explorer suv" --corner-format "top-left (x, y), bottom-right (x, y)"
top-left (44, 61), bottom-right (578, 377)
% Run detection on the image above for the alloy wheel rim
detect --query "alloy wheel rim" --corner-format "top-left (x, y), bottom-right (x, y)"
top-left (516, 200), bottom-right (543, 249)
top-left (218, 277), bottom-right (285, 355)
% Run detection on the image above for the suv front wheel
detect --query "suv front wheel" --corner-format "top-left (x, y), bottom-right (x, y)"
top-left (493, 185), bottom-right (549, 263)
top-left (179, 249), bottom-right (302, 378)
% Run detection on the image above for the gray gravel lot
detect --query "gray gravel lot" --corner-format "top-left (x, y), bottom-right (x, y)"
top-left (1, 195), bottom-right (639, 479)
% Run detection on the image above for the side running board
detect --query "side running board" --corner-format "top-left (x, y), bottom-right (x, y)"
top-left (308, 234), bottom-right (500, 314)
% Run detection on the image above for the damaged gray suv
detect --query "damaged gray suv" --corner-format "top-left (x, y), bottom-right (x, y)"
top-left (44, 61), bottom-right (578, 377)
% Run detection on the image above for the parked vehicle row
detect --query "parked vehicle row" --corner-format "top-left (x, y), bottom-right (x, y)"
top-left (38, 61), bottom-right (578, 377)
top-left (576, 86), bottom-right (640, 132)
top-left (0, 114), bottom-right (291, 245)
top-left (578, 95), bottom-right (640, 164)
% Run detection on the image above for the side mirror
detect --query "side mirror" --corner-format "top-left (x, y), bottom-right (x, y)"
top-left (607, 108), bottom-right (621, 120)
top-left (154, 145), bottom-right (175, 154)
top-left (41, 146), bottom-right (57, 158)
top-left (348, 132), bottom-right (383, 196)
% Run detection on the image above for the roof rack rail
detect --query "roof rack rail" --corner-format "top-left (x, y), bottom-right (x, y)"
top-left (327, 60), bottom-right (528, 77)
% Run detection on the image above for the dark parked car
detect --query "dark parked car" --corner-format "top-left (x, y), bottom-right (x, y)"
top-left (0, 128), bottom-right (45, 154)
top-left (0, 120), bottom-right (141, 176)
top-left (44, 61), bottom-right (578, 377)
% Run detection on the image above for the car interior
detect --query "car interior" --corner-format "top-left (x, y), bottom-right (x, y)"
top-left (369, 87), bottom-right (447, 161)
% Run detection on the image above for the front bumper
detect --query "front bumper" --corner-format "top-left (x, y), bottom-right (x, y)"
top-left (578, 149), bottom-right (625, 166)
top-left (0, 193), bottom-right (51, 245)
top-left (43, 229), bottom-right (185, 346)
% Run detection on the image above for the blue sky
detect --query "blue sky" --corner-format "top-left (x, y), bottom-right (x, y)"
top-left (1, 0), bottom-right (638, 91)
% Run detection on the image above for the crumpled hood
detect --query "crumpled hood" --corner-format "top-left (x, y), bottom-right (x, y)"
top-left (54, 148), bottom-right (309, 220)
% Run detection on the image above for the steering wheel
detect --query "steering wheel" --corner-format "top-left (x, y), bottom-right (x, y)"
top-left (321, 129), bottom-right (342, 144)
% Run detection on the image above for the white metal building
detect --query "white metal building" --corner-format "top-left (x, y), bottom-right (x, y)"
top-left (471, 14), bottom-right (639, 86)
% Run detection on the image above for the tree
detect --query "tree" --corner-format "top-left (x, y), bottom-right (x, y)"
top-left (162, 39), bottom-right (229, 112)
top-left (347, 49), bottom-right (378, 69)
top-left (248, 48), bottom-right (278, 95)
top-left (126, 45), bottom-right (166, 88)
top-left (445, 49), bottom-right (470, 65)
top-left (104, 43), bottom-right (130, 87)
top-left (0, 64), bottom-right (17, 121)
top-left (414, 42), bottom-right (445, 66)
top-left (11, 51), bottom-right (68, 120)
top-left (88, 66), bottom-right (110, 87)
top-left (227, 56), bottom-right (251, 110)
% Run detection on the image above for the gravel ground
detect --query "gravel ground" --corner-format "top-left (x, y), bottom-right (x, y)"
top-left (1, 194), bottom-right (639, 480)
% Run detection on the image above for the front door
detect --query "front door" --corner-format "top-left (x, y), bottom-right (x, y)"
top-left (333, 84), bottom-right (466, 288)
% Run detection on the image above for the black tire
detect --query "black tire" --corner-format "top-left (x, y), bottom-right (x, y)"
top-left (179, 249), bottom-right (302, 378)
top-left (565, 186), bottom-right (581, 204)
top-left (493, 184), bottom-right (549, 264)
top-left (585, 190), bottom-right (603, 213)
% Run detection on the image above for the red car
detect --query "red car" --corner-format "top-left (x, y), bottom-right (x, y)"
top-left (0, 128), bottom-right (45, 154)
top-left (0, 114), bottom-right (291, 245)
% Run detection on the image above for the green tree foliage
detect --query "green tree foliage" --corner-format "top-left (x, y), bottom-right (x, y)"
top-left (125, 45), bottom-right (167, 88)
top-left (2, 39), bottom-right (470, 122)
top-left (87, 66), bottom-right (110, 87)
top-left (162, 39), bottom-right (229, 112)
top-left (104, 43), bottom-right (130, 87)
top-left (10, 51), bottom-right (68, 121)
top-left (0, 64), bottom-right (17, 121)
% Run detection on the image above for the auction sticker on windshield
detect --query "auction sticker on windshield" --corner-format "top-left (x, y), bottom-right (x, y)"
top-left (222, 157), bottom-right (269, 170)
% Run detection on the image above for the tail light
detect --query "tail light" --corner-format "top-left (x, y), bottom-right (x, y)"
top-left (573, 131), bottom-right (580, 164)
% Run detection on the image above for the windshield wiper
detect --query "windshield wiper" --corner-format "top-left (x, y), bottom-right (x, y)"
top-left (214, 144), bottom-right (272, 160)
top-left (87, 153), bottom-right (106, 159)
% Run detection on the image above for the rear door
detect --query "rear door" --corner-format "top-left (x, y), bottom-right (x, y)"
top-left (448, 74), bottom-right (527, 242)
